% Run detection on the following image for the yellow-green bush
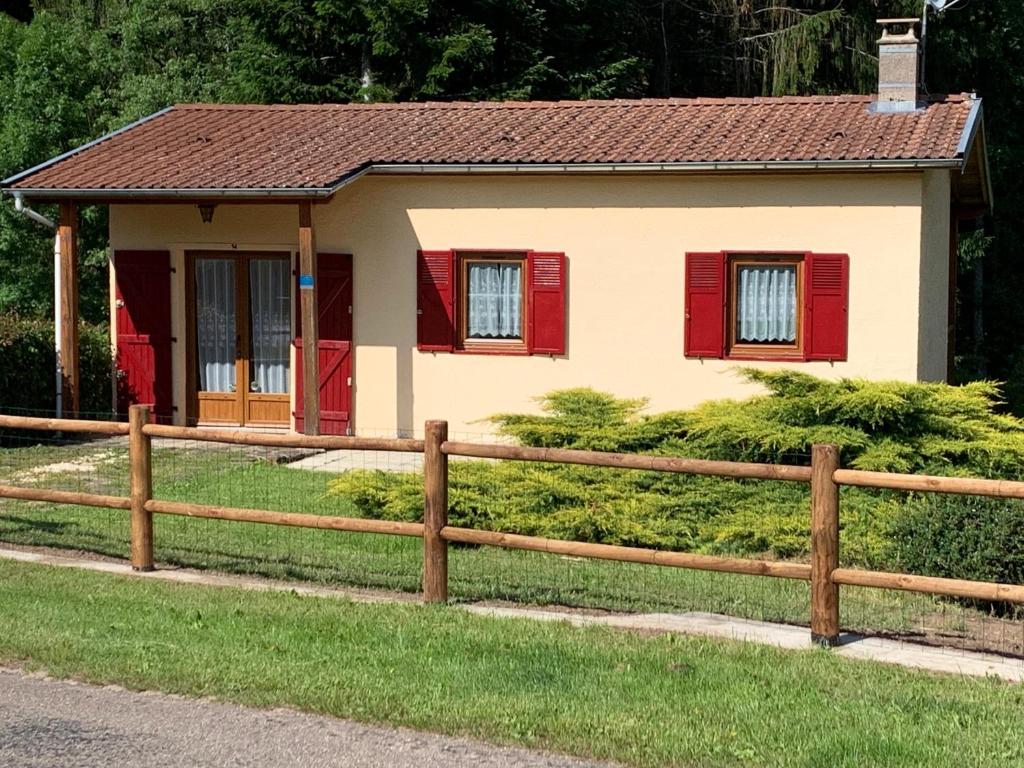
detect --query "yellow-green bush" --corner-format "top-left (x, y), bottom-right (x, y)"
top-left (329, 373), bottom-right (1024, 565)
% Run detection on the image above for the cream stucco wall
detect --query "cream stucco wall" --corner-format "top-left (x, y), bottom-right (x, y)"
top-left (917, 169), bottom-right (952, 381)
top-left (110, 171), bottom-right (946, 436)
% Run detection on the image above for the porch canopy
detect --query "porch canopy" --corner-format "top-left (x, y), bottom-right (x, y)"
top-left (0, 95), bottom-right (991, 434)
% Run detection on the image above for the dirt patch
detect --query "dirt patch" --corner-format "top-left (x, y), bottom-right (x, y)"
top-left (869, 609), bottom-right (1024, 659)
top-left (12, 450), bottom-right (123, 483)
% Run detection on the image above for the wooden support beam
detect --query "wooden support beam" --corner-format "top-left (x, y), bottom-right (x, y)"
top-left (810, 444), bottom-right (841, 647)
top-left (58, 202), bottom-right (80, 416)
top-left (298, 201), bottom-right (320, 435)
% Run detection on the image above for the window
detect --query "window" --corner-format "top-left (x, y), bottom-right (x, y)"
top-left (461, 255), bottom-right (526, 346)
top-left (729, 257), bottom-right (802, 357)
top-left (684, 251), bottom-right (848, 362)
top-left (417, 249), bottom-right (567, 356)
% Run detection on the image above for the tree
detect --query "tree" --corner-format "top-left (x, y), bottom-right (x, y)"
top-left (4, 0), bottom-right (1024, 414)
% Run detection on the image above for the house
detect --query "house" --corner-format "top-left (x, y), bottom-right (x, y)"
top-left (1, 19), bottom-right (991, 437)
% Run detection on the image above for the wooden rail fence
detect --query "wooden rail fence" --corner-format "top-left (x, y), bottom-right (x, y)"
top-left (3, 405), bottom-right (1024, 646)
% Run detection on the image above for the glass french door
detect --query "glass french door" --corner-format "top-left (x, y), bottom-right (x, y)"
top-left (189, 253), bottom-right (292, 426)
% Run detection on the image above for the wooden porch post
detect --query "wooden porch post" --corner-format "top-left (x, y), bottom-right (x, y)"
top-left (58, 202), bottom-right (80, 416)
top-left (298, 201), bottom-right (320, 435)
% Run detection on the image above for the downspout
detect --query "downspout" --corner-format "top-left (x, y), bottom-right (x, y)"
top-left (12, 192), bottom-right (54, 228)
top-left (11, 193), bottom-right (63, 418)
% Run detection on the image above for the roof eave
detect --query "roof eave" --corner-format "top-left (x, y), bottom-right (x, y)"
top-left (363, 158), bottom-right (964, 178)
top-left (0, 186), bottom-right (336, 201)
top-left (2, 157), bottom-right (967, 201)
top-left (0, 107), bottom-right (174, 188)
top-left (958, 100), bottom-right (993, 208)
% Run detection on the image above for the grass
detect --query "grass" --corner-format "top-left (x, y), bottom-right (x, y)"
top-left (0, 558), bottom-right (1022, 768)
top-left (0, 438), bottom-right (999, 640)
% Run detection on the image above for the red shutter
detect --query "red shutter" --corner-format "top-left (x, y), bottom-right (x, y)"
top-left (527, 251), bottom-right (566, 355)
top-left (114, 251), bottom-right (173, 422)
top-left (804, 253), bottom-right (849, 361)
top-left (684, 252), bottom-right (726, 358)
top-left (417, 250), bottom-right (454, 351)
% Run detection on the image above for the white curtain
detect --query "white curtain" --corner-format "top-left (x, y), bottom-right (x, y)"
top-left (249, 259), bottom-right (291, 394)
top-left (467, 262), bottom-right (522, 339)
top-left (736, 265), bottom-right (797, 343)
top-left (195, 259), bottom-right (237, 393)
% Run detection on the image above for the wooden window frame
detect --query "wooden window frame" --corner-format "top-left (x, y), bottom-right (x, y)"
top-left (726, 254), bottom-right (805, 361)
top-left (456, 251), bottom-right (529, 354)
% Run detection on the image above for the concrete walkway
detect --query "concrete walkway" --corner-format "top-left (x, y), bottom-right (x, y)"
top-left (0, 668), bottom-right (611, 768)
top-left (1, 547), bottom-right (1021, 683)
top-left (285, 448), bottom-right (498, 473)
top-left (287, 449), bottom-right (424, 473)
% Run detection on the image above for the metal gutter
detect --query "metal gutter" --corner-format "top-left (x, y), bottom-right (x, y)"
top-left (365, 159), bottom-right (963, 176)
top-left (1, 165), bottom-right (371, 202)
top-left (0, 107), bottom-right (174, 187)
top-left (2, 158), bottom-right (964, 201)
top-left (2, 187), bottom-right (335, 200)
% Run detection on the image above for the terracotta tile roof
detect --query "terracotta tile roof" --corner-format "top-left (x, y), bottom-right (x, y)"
top-left (3, 95), bottom-right (979, 195)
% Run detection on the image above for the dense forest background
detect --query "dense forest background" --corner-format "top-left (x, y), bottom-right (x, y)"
top-left (0, 1), bottom-right (1021, 406)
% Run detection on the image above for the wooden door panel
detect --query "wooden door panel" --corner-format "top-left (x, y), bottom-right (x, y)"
top-left (197, 392), bottom-right (242, 424)
top-left (246, 395), bottom-right (290, 425)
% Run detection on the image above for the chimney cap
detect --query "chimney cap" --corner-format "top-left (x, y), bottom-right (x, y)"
top-left (877, 17), bottom-right (920, 44)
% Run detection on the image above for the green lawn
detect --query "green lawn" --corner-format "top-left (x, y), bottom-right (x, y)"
top-left (0, 559), bottom-right (1022, 768)
top-left (0, 439), bottom-right (995, 642)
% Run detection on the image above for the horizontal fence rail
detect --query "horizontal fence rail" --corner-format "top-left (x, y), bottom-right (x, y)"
top-left (441, 526), bottom-right (812, 580)
top-left (441, 441), bottom-right (814, 482)
top-left (0, 485), bottom-right (130, 510)
top-left (142, 423), bottom-right (425, 453)
top-left (831, 568), bottom-right (1024, 604)
top-left (834, 468), bottom-right (1024, 499)
top-left (2, 406), bottom-right (1024, 651)
top-left (0, 414), bottom-right (128, 435)
top-left (146, 499), bottom-right (425, 537)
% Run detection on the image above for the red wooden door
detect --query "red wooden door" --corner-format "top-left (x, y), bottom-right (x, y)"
top-left (115, 251), bottom-right (173, 421)
top-left (294, 253), bottom-right (353, 435)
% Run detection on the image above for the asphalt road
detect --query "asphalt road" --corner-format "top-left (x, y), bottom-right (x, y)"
top-left (0, 668), bottom-right (612, 768)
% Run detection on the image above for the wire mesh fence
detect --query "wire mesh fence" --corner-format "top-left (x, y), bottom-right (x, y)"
top-left (0, 410), bottom-right (1022, 665)
top-left (0, 424), bottom-right (130, 559)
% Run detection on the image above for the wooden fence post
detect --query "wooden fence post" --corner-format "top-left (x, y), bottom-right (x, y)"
top-left (423, 420), bottom-right (449, 603)
top-left (810, 443), bottom-right (840, 646)
top-left (128, 405), bottom-right (154, 571)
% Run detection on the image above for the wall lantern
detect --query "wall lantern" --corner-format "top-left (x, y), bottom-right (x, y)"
top-left (198, 203), bottom-right (216, 224)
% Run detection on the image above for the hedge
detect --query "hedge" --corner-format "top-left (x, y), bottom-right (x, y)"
top-left (0, 316), bottom-right (112, 418)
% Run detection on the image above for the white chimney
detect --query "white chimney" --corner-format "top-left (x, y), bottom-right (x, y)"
top-left (876, 18), bottom-right (921, 112)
